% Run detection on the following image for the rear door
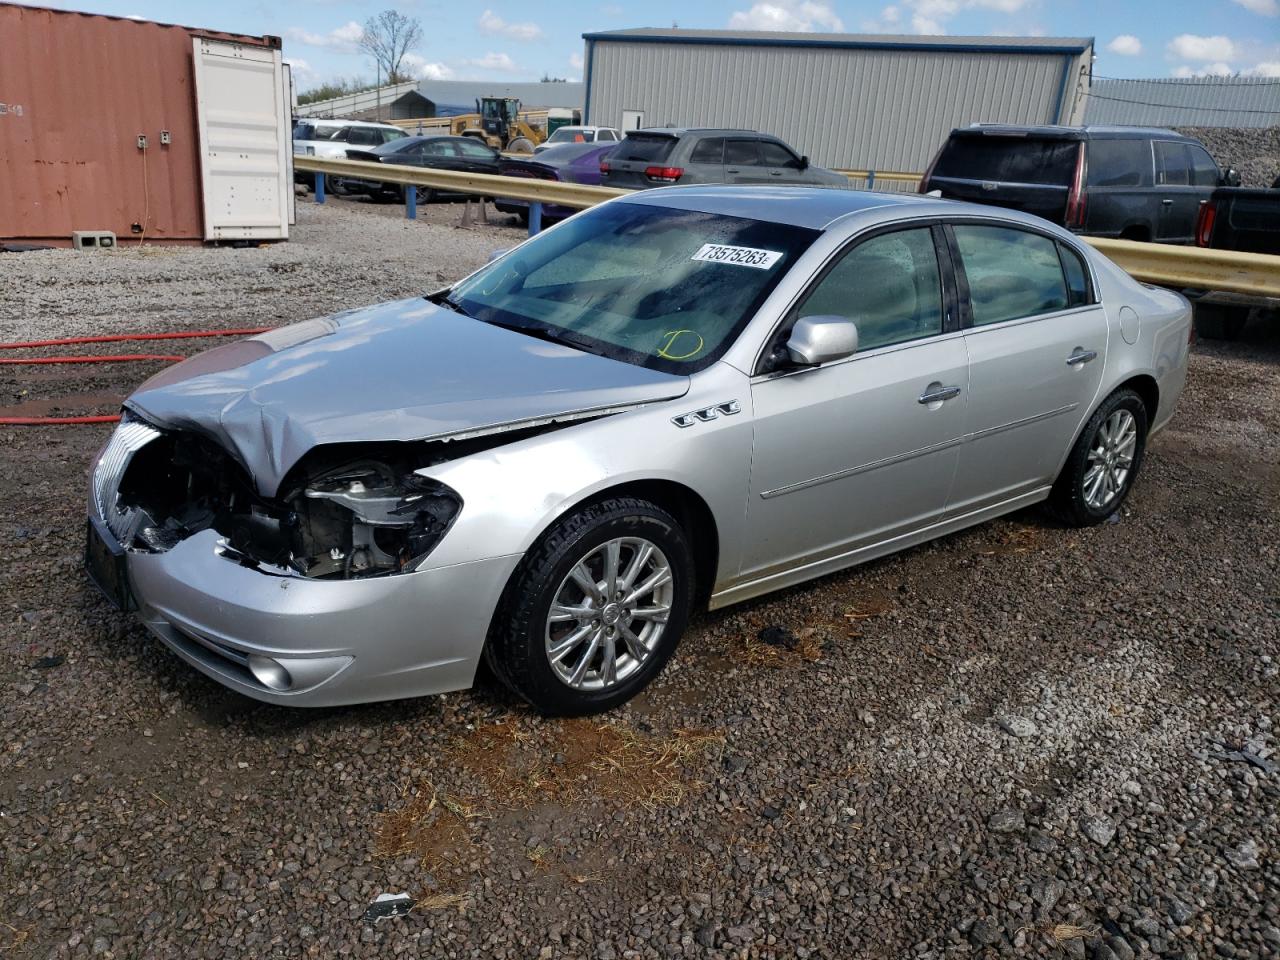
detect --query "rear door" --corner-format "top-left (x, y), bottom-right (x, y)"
top-left (1083, 137), bottom-right (1155, 238)
top-left (725, 138), bottom-right (769, 184)
top-left (684, 137), bottom-right (726, 183)
top-left (947, 223), bottom-right (1107, 513)
top-left (452, 137), bottom-right (501, 174)
top-left (601, 132), bottom-right (678, 189)
top-left (1154, 140), bottom-right (1202, 243)
top-left (926, 133), bottom-right (1078, 224)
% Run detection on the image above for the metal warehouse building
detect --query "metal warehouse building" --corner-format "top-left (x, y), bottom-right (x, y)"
top-left (1083, 76), bottom-right (1280, 128)
top-left (582, 28), bottom-right (1094, 173)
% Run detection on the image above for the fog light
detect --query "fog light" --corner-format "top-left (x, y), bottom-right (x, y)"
top-left (247, 654), bottom-right (293, 691)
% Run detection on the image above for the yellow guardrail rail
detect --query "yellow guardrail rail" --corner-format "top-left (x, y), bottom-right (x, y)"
top-left (295, 155), bottom-right (1280, 297)
top-left (294, 155), bottom-right (625, 210)
top-left (1084, 238), bottom-right (1280, 298)
top-left (835, 169), bottom-right (923, 186)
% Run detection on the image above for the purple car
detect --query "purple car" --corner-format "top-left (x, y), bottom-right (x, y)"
top-left (494, 142), bottom-right (615, 223)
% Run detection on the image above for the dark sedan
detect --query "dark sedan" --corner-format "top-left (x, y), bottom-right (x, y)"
top-left (342, 135), bottom-right (502, 203)
top-left (495, 142), bottom-right (616, 224)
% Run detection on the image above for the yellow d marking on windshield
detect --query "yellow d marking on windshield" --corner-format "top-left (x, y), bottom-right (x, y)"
top-left (657, 330), bottom-right (704, 361)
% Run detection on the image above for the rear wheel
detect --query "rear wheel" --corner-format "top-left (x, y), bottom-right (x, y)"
top-left (324, 175), bottom-right (350, 197)
top-left (484, 497), bottom-right (693, 715)
top-left (1049, 389), bottom-right (1148, 527)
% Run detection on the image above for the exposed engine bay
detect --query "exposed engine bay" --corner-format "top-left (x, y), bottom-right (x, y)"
top-left (112, 429), bottom-right (466, 580)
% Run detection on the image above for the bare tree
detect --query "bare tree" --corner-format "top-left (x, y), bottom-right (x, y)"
top-left (358, 10), bottom-right (423, 83)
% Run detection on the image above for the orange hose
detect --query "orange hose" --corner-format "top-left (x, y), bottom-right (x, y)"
top-left (0, 354), bottom-right (184, 365)
top-left (0, 415), bottom-right (121, 425)
top-left (0, 327), bottom-right (270, 350)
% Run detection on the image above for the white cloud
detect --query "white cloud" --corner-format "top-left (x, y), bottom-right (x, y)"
top-left (1106, 34), bottom-right (1143, 56)
top-left (864, 0), bottom-right (1032, 36)
top-left (401, 53), bottom-right (454, 81)
top-left (286, 20), bottom-right (363, 52)
top-left (569, 51), bottom-right (585, 70)
top-left (1171, 62), bottom-right (1235, 77)
top-left (1167, 34), bottom-right (1236, 62)
top-left (284, 57), bottom-right (319, 88)
top-left (464, 51), bottom-right (521, 73)
top-left (1231, 0), bottom-right (1278, 15)
top-left (478, 9), bottom-right (544, 42)
top-left (1244, 60), bottom-right (1280, 75)
top-left (728, 1), bottom-right (844, 32)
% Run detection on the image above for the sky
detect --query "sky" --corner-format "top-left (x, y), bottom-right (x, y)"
top-left (15, 0), bottom-right (1280, 91)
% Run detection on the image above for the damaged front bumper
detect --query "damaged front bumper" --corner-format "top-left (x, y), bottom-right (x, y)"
top-left (124, 528), bottom-right (520, 706)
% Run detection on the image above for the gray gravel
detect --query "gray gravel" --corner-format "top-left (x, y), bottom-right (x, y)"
top-left (1, 196), bottom-right (1277, 959)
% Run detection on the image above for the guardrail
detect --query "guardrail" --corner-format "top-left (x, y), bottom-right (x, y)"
top-left (293, 155), bottom-right (1280, 297)
top-left (835, 169), bottom-right (922, 190)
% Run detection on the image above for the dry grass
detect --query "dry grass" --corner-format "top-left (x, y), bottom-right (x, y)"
top-left (977, 522), bottom-right (1044, 557)
top-left (374, 719), bottom-right (723, 865)
top-left (1050, 922), bottom-right (1097, 943)
top-left (414, 892), bottom-right (468, 912)
top-left (1, 922), bottom-right (32, 951)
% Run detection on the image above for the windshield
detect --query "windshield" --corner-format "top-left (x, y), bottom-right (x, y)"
top-left (549, 128), bottom-right (592, 144)
top-left (933, 135), bottom-right (1079, 185)
top-left (447, 202), bottom-right (819, 374)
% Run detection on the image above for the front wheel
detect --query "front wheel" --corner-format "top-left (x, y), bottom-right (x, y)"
top-left (1048, 389), bottom-right (1149, 526)
top-left (484, 497), bottom-right (694, 715)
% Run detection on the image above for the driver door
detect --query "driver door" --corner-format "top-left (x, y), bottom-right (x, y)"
top-left (741, 225), bottom-right (968, 581)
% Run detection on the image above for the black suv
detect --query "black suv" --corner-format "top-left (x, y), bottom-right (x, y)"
top-left (920, 125), bottom-right (1233, 244)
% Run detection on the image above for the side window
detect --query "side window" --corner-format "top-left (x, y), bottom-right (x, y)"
top-left (422, 140), bottom-right (455, 157)
top-left (455, 138), bottom-right (495, 158)
top-left (759, 141), bottom-right (802, 169)
top-left (1057, 243), bottom-right (1093, 307)
top-left (346, 127), bottom-right (380, 146)
top-left (600, 129), bottom-right (617, 141)
top-left (380, 129), bottom-right (407, 144)
top-left (1188, 146), bottom-right (1220, 187)
top-left (798, 228), bottom-right (944, 352)
top-left (725, 139), bottom-right (761, 165)
top-left (1155, 141), bottom-right (1190, 186)
top-left (332, 126), bottom-right (353, 143)
top-left (953, 225), bottom-right (1069, 325)
top-left (689, 137), bottom-right (724, 164)
top-left (1086, 138), bottom-right (1153, 187)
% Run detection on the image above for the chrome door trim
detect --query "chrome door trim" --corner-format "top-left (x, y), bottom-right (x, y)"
top-left (757, 403), bottom-right (1078, 501)
top-left (713, 485), bottom-right (1053, 609)
top-left (759, 436), bottom-right (963, 500)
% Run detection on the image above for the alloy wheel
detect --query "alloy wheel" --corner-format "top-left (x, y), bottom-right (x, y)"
top-left (1083, 409), bottom-right (1137, 511)
top-left (544, 537), bottom-right (673, 691)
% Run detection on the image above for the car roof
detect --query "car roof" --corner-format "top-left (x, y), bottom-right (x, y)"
top-left (957, 123), bottom-right (1191, 141)
top-left (306, 119), bottom-right (403, 130)
top-left (615, 184), bottom-right (1087, 235)
top-left (616, 185), bottom-right (943, 230)
top-left (626, 127), bottom-right (759, 138)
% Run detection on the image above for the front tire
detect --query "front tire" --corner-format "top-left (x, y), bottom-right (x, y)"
top-left (1049, 389), bottom-right (1149, 527)
top-left (484, 497), bottom-right (694, 715)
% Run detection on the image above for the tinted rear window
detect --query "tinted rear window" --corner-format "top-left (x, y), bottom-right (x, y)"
top-left (615, 134), bottom-right (677, 162)
top-left (933, 135), bottom-right (1079, 185)
top-left (1087, 138), bottom-right (1152, 187)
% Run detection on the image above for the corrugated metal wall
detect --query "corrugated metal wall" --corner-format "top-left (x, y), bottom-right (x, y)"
top-left (0, 4), bottom-right (276, 245)
top-left (1084, 77), bottom-right (1280, 129)
top-left (586, 40), bottom-right (1087, 171)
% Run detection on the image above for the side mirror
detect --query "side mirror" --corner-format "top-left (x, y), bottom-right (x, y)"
top-left (800, 155), bottom-right (810, 169)
top-left (1223, 167), bottom-right (1241, 187)
top-left (785, 315), bottom-right (858, 366)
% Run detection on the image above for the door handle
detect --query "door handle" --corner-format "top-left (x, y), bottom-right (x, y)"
top-left (918, 384), bottom-right (961, 405)
top-left (770, 170), bottom-right (784, 176)
top-left (1066, 348), bottom-right (1098, 366)
top-left (726, 168), bottom-right (741, 174)
top-left (1161, 198), bottom-right (1173, 205)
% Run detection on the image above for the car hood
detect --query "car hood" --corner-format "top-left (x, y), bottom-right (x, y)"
top-left (126, 298), bottom-right (690, 496)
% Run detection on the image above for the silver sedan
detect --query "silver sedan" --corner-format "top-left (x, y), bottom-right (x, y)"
top-left (85, 186), bottom-right (1191, 714)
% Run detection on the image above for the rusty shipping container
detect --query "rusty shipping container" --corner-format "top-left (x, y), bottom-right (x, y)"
top-left (0, 2), bottom-right (289, 246)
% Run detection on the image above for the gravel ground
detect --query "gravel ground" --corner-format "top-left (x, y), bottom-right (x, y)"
top-left (1, 198), bottom-right (1276, 960)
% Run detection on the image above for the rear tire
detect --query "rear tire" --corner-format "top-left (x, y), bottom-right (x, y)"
top-left (1194, 301), bottom-right (1248, 341)
top-left (484, 497), bottom-right (694, 716)
top-left (1048, 389), bottom-right (1149, 527)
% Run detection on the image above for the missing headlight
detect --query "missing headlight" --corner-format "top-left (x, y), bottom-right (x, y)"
top-left (287, 460), bottom-right (461, 579)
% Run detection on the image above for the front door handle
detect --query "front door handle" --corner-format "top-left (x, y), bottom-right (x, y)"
top-left (1161, 198), bottom-right (1173, 205)
top-left (918, 384), bottom-right (962, 405)
top-left (1066, 348), bottom-right (1098, 366)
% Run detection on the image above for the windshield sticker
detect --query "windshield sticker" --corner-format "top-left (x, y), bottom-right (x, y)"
top-left (691, 243), bottom-right (783, 269)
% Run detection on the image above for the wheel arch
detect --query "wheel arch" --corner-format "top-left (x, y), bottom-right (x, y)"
top-left (566, 479), bottom-right (720, 609)
top-left (1115, 373), bottom-right (1159, 425)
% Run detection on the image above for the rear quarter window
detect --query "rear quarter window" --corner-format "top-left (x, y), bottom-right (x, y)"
top-left (689, 137), bottom-right (725, 163)
top-left (934, 136), bottom-right (1079, 185)
top-left (1086, 138), bottom-right (1153, 187)
top-left (615, 135), bottom-right (677, 163)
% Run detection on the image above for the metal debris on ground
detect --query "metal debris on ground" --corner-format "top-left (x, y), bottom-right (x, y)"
top-left (362, 893), bottom-right (414, 925)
